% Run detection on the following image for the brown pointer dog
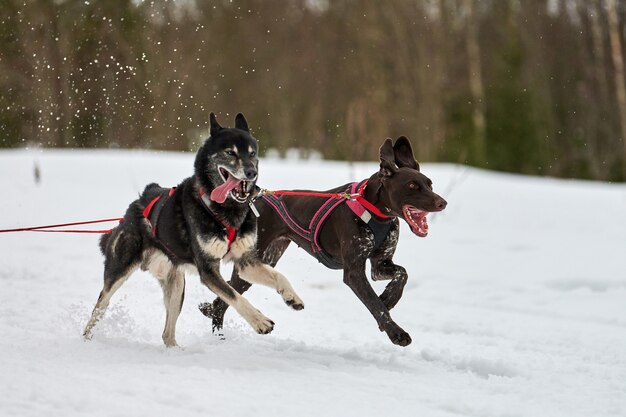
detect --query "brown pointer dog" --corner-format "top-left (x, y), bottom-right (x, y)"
top-left (200, 137), bottom-right (446, 346)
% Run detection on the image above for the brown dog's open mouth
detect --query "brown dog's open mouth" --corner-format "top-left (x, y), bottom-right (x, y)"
top-left (402, 205), bottom-right (428, 237)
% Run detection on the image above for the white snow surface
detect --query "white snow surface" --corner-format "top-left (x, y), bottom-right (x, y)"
top-left (1, 149), bottom-right (625, 417)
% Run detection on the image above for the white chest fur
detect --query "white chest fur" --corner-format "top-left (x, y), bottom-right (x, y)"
top-left (226, 232), bottom-right (257, 260)
top-left (197, 236), bottom-right (230, 259)
top-left (197, 232), bottom-right (257, 261)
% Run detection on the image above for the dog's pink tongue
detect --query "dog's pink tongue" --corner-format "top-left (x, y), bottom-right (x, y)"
top-left (210, 176), bottom-right (241, 204)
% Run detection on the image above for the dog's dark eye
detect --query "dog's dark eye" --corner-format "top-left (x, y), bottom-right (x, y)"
top-left (250, 151), bottom-right (256, 158)
top-left (408, 182), bottom-right (419, 190)
top-left (225, 150), bottom-right (236, 156)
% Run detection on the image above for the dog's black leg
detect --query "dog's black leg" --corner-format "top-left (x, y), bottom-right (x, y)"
top-left (343, 259), bottom-right (412, 347)
top-left (373, 260), bottom-right (408, 310)
top-left (197, 259), bottom-right (274, 334)
top-left (369, 222), bottom-right (407, 310)
top-left (199, 272), bottom-right (252, 332)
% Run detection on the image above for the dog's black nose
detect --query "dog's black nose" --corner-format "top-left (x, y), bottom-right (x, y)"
top-left (244, 168), bottom-right (257, 180)
top-left (435, 197), bottom-right (447, 211)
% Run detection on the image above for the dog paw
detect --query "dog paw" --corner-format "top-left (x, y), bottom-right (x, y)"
top-left (199, 302), bottom-right (227, 331)
top-left (285, 298), bottom-right (305, 311)
top-left (249, 314), bottom-right (275, 335)
top-left (385, 325), bottom-right (412, 347)
top-left (198, 302), bottom-right (215, 318)
top-left (198, 302), bottom-right (211, 317)
top-left (279, 289), bottom-right (305, 311)
top-left (284, 294), bottom-right (305, 311)
top-left (163, 338), bottom-right (179, 348)
top-left (390, 331), bottom-right (412, 347)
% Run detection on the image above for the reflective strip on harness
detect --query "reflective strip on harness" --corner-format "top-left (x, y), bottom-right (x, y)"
top-left (354, 180), bottom-right (390, 219)
top-left (346, 181), bottom-right (372, 223)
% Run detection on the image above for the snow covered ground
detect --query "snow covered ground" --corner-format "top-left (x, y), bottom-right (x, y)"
top-left (1, 149), bottom-right (625, 417)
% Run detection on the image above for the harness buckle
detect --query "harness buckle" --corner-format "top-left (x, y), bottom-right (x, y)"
top-left (338, 192), bottom-right (357, 200)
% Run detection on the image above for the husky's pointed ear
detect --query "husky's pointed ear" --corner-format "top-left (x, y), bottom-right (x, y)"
top-left (378, 138), bottom-right (398, 179)
top-left (209, 112), bottom-right (222, 137)
top-left (393, 136), bottom-right (419, 171)
top-left (235, 113), bottom-right (249, 132)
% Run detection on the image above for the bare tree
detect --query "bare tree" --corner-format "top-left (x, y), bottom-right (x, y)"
top-left (464, 0), bottom-right (486, 164)
top-left (607, 0), bottom-right (626, 175)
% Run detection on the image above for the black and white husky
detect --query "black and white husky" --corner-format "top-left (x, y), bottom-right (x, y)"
top-left (83, 113), bottom-right (304, 347)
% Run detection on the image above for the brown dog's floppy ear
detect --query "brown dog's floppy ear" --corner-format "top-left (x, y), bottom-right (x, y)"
top-left (235, 113), bottom-right (249, 132)
top-left (379, 138), bottom-right (398, 179)
top-left (209, 112), bottom-right (222, 137)
top-left (393, 136), bottom-right (419, 171)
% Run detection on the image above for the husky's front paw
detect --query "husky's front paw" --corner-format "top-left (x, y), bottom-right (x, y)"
top-left (281, 289), bottom-right (305, 311)
top-left (162, 337), bottom-right (179, 348)
top-left (249, 313), bottom-right (275, 334)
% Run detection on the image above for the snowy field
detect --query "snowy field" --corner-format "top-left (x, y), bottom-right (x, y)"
top-left (1, 149), bottom-right (625, 417)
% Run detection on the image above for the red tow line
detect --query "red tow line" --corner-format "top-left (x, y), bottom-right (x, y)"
top-left (0, 218), bottom-right (123, 234)
top-left (0, 181), bottom-right (388, 236)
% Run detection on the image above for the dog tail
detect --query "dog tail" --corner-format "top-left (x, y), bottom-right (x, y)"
top-left (140, 183), bottom-right (163, 203)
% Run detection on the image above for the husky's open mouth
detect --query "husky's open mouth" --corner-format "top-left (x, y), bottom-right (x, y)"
top-left (402, 205), bottom-right (429, 237)
top-left (210, 167), bottom-right (251, 204)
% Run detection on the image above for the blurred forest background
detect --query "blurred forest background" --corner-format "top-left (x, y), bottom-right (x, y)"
top-left (1, 0), bottom-right (626, 181)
